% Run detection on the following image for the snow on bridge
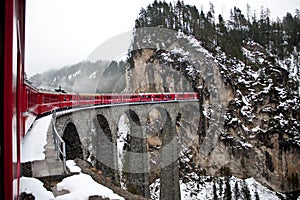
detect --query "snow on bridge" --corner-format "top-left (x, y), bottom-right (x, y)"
top-left (21, 112), bottom-right (124, 200)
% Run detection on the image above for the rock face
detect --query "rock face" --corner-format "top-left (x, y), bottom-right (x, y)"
top-left (125, 49), bottom-right (194, 93)
top-left (124, 31), bottom-right (300, 195)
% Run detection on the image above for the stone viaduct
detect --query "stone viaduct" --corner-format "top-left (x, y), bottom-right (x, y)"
top-left (54, 100), bottom-right (200, 199)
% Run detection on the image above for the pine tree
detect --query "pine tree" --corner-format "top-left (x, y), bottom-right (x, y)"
top-left (224, 178), bottom-right (232, 200)
top-left (133, 0), bottom-right (300, 61)
top-left (234, 182), bottom-right (239, 200)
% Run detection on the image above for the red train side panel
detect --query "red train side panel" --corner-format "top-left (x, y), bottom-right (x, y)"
top-left (2, 0), bottom-right (26, 199)
top-left (25, 83), bottom-right (39, 115)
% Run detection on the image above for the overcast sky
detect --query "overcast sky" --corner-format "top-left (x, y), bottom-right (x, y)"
top-left (25, 0), bottom-right (299, 76)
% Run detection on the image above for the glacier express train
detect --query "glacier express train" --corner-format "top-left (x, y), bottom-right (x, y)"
top-left (24, 81), bottom-right (199, 117)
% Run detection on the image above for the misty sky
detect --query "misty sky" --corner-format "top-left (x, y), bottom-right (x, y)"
top-left (25, 0), bottom-right (299, 76)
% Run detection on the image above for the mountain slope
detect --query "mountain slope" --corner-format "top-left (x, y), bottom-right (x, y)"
top-left (29, 60), bottom-right (110, 93)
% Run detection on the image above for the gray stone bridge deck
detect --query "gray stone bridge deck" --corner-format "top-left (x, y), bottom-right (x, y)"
top-left (31, 126), bottom-right (65, 177)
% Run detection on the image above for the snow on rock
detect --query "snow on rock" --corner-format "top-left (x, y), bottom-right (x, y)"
top-left (117, 115), bottom-right (130, 189)
top-left (66, 160), bottom-right (81, 173)
top-left (20, 177), bottom-right (55, 199)
top-left (240, 141), bottom-right (253, 149)
top-left (149, 179), bottom-right (160, 200)
top-left (245, 178), bottom-right (282, 200)
top-left (68, 70), bottom-right (81, 81)
top-left (88, 71), bottom-right (97, 79)
top-left (149, 176), bottom-right (284, 200)
top-left (117, 115), bottom-right (130, 160)
top-left (21, 115), bottom-right (52, 163)
top-left (55, 173), bottom-right (124, 200)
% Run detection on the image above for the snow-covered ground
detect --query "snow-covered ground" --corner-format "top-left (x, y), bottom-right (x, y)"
top-left (54, 173), bottom-right (124, 200)
top-left (21, 108), bottom-right (98, 163)
top-left (20, 160), bottom-right (124, 200)
top-left (150, 175), bottom-right (285, 200)
top-left (21, 115), bottom-right (52, 163)
top-left (20, 177), bottom-right (55, 199)
top-left (25, 112), bottom-right (37, 134)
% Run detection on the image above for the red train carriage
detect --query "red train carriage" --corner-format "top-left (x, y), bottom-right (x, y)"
top-left (175, 92), bottom-right (198, 100)
top-left (38, 90), bottom-right (61, 114)
top-left (121, 94), bottom-right (141, 103)
top-left (76, 93), bottom-right (101, 107)
top-left (162, 93), bottom-right (175, 101)
top-left (102, 94), bottom-right (123, 104)
top-left (60, 93), bottom-right (77, 108)
top-left (140, 93), bottom-right (175, 102)
top-left (24, 83), bottom-right (40, 115)
top-left (140, 93), bottom-right (153, 102)
top-left (95, 94), bottom-right (102, 105)
top-left (152, 93), bottom-right (163, 101)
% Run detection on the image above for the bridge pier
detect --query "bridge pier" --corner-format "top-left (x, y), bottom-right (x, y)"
top-left (121, 109), bottom-right (150, 197)
top-left (158, 107), bottom-right (181, 200)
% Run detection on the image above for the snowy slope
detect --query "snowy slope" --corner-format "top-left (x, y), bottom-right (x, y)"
top-left (150, 175), bottom-right (285, 200)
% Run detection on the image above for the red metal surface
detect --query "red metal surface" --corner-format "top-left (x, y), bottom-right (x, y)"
top-left (3, 0), bottom-right (14, 198)
top-left (2, 0), bottom-right (27, 198)
top-left (163, 93), bottom-right (175, 101)
top-left (15, 0), bottom-right (26, 198)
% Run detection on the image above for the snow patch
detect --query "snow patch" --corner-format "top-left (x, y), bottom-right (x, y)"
top-left (56, 173), bottom-right (124, 200)
top-left (117, 115), bottom-right (130, 189)
top-left (20, 177), bottom-right (54, 199)
top-left (66, 160), bottom-right (81, 173)
top-left (150, 176), bottom-right (284, 200)
top-left (21, 115), bottom-right (52, 163)
top-left (88, 71), bottom-right (97, 79)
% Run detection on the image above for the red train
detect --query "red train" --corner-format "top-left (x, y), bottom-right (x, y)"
top-left (24, 81), bottom-right (199, 117)
top-left (23, 82), bottom-right (199, 136)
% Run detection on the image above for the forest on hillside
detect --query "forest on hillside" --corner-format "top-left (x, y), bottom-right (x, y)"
top-left (134, 0), bottom-right (300, 61)
top-left (129, 0), bottom-right (300, 151)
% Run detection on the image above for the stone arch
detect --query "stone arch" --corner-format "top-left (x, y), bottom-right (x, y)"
top-left (62, 122), bottom-right (83, 160)
top-left (93, 114), bottom-right (116, 181)
top-left (119, 109), bottom-right (149, 197)
top-left (123, 109), bottom-right (144, 152)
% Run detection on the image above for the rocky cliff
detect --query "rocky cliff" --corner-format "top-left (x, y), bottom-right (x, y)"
top-left (124, 29), bottom-right (300, 198)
